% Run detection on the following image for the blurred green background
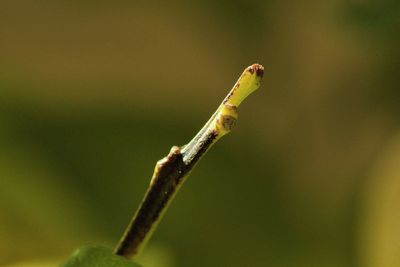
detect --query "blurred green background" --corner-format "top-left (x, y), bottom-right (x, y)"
top-left (1, 1), bottom-right (400, 266)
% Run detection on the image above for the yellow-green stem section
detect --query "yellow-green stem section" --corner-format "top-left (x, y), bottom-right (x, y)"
top-left (181, 63), bottom-right (263, 162)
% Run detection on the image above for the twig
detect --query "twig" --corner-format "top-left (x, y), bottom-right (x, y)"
top-left (114, 64), bottom-right (264, 259)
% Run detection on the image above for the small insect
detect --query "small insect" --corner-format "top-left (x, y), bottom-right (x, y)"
top-left (115, 64), bottom-right (264, 259)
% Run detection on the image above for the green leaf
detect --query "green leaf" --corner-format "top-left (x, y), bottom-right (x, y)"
top-left (61, 245), bottom-right (142, 267)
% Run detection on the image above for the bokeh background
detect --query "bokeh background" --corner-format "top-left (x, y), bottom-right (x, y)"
top-left (1, 1), bottom-right (400, 266)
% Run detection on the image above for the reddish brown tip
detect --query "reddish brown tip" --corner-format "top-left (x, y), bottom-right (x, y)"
top-left (247, 64), bottom-right (264, 78)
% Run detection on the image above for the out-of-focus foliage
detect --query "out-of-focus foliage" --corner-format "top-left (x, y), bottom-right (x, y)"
top-left (61, 245), bottom-right (141, 267)
top-left (0, 1), bottom-right (399, 267)
top-left (358, 133), bottom-right (400, 267)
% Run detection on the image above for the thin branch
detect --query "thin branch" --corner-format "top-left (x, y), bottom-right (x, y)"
top-left (114, 64), bottom-right (264, 259)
